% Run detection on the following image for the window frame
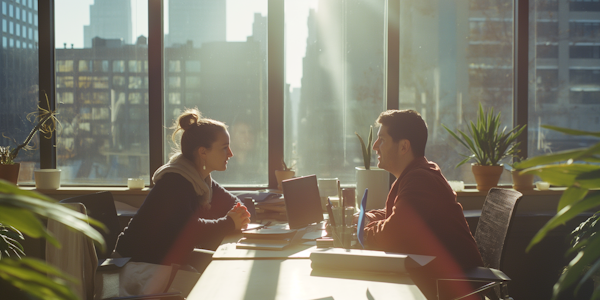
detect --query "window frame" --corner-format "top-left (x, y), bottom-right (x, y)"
top-left (37, 0), bottom-right (530, 189)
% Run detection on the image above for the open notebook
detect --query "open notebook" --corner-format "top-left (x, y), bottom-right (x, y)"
top-left (237, 174), bottom-right (324, 250)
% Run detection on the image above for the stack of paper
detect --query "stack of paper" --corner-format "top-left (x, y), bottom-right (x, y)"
top-left (236, 228), bottom-right (300, 250)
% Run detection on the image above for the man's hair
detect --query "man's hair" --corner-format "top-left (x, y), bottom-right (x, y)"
top-left (376, 109), bottom-right (428, 157)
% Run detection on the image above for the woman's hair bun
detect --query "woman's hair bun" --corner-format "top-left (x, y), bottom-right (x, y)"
top-left (178, 108), bottom-right (202, 131)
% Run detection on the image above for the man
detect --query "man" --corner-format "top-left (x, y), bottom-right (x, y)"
top-left (363, 109), bottom-right (483, 299)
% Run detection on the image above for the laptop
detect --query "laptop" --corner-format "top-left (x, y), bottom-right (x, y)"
top-left (281, 174), bottom-right (324, 230)
top-left (237, 174), bottom-right (324, 250)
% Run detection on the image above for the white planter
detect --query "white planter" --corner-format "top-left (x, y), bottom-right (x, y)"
top-left (34, 169), bottom-right (61, 190)
top-left (355, 167), bottom-right (390, 211)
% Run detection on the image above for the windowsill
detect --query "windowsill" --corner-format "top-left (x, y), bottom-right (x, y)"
top-left (18, 186), bottom-right (151, 195)
top-left (456, 186), bottom-right (566, 197)
top-left (18, 184), bottom-right (568, 196)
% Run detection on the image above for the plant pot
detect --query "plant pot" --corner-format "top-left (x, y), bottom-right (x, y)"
top-left (275, 170), bottom-right (295, 191)
top-left (471, 164), bottom-right (504, 192)
top-left (0, 163), bottom-right (20, 184)
top-left (512, 169), bottom-right (534, 191)
top-left (356, 167), bottom-right (390, 210)
top-left (34, 169), bottom-right (61, 190)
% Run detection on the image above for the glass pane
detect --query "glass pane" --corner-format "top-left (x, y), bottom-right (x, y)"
top-left (398, 1), bottom-right (514, 185)
top-left (163, 0), bottom-right (268, 187)
top-left (0, 2), bottom-right (39, 184)
top-left (529, 0), bottom-right (600, 158)
top-left (55, 0), bottom-right (149, 185)
top-left (285, 0), bottom-right (386, 185)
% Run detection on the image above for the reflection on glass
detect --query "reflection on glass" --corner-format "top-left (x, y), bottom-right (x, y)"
top-left (285, 0), bottom-right (386, 184)
top-left (55, 0), bottom-right (149, 185)
top-left (163, 0), bottom-right (268, 186)
top-left (529, 0), bottom-right (600, 159)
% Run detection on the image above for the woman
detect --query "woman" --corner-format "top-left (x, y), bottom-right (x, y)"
top-left (114, 108), bottom-right (251, 268)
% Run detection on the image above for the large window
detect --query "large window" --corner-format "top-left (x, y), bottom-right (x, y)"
top-left (398, 1), bottom-right (515, 185)
top-left (4, 0), bottom-right (598, 188)
top-left (529, 0), bottom-right (600, 158)
top-left (163, 0), bottom-right (268, 187)
top-left (54, 0), bottom-right (149, 185)
top-left (284, 0), bottom-right (386, 184)
top-left (0, 2), bottom-right (38, 185)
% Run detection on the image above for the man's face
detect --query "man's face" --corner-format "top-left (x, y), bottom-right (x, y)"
top-left (372, 125), bottom-right (400, 173)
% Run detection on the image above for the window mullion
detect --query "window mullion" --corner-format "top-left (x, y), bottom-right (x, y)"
top-left (39, 0), bottom-right (56, 169)
top-left (387, 0), bottom-right (400, 110)
top-left (514, 0), bottom-right (529, 159)
top-left (268, 0), bottom-right (284, 189)
top-left (148, 0), bottom-right (164, 182)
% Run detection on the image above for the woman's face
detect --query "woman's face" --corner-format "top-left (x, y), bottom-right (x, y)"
top-left (203, 129), bottom-right (234, 173)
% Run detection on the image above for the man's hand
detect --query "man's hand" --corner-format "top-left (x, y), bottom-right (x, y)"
top-left (353, 212), bottom-right (370, 225)
top-left (227, 202), bottom-right (251, 230)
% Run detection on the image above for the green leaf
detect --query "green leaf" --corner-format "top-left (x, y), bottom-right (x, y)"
top-left (557, 187), bottom-right (588, 212)
top-left (527, 193), bottom-right (600, 252)
top-left (442, 103), bottom-right (524, 168)
top-left (0, 206), bottom-right (59, 247)
top-left (553, 235), bottom-right (600, 299)
top-left (0, 193), bottom-right (106, 252)
top-left (355, 132), bottom-right (370, 170)
top-left (521, 164), bottom-right (599, 187)
top-left (0, 179), bottom-right (56, 203)
top-left (514, 148), bottom-right (590, 169)
top-left (577, 169), bottom-right (600, 189)
top-left (0, 258), bottom-right (79, 300)
top-left (576, 250), bottom-right (600, 295)
top-left (542, 125), bottom-right (600, 138)
top-left (367, 125), bottom-right (373, 167)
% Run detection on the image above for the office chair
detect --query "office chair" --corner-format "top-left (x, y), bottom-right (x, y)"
top-left (437, 188), bottom-right (522, 300)
top-left (59, 191), bottom-right (122, 259)
top-left (46, 201), bottom-right (189, 300)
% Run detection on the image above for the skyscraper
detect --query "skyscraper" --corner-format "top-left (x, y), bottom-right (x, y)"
top-left (83, 0), bottom-right (132, 48)
top-left (0, 0), bottom-right (40, 165)
top-left (167, 0), bottom-right (226, 48)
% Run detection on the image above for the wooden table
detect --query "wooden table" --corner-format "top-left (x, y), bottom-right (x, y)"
top-left (188, 226), bottom-right (427, 300)
top-left (186, 259), bottom-right (426, 300)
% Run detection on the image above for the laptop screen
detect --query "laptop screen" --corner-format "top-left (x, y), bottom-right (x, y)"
top-left (281, 174), bottom-right (324, 229)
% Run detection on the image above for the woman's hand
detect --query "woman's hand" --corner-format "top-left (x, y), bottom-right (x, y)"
top-left (227, 202), bottom-right (251, 230)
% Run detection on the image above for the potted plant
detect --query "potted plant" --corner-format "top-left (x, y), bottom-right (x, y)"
top-left (518, 125), bottom-right (600, 299)
top-left (443, 103), bottom-right (525, 192)
top-left (275, 158), bottom-right (295, 191)
top-left (355, 125), bottom-right (389, 210)
top-left (508, 156), bottom-right (535, 192)
top-left (0, 93), bottom-right (58, 185)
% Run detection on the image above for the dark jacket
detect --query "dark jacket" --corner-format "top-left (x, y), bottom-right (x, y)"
top-left (115, 172), bottom-right (239, 266)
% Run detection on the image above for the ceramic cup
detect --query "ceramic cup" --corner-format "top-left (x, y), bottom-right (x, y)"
top-left (34, 169), bottom-right (61, 190)
top-left (448, 180), bottom-right (465, 192)
top-left (536, 181), bottom-right (550, 191)
top-left (127, 178), bottom-right (145, 189)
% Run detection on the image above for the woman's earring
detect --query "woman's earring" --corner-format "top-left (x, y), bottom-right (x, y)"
top-left (203, 164), bottom-right (206, 170)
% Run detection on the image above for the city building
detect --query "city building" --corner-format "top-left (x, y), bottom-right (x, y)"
top-left (83, 0), bottom-right (132, 48)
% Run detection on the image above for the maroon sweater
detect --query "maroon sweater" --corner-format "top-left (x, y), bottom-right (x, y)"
top-left (364, 157), bottom-right (483, 275)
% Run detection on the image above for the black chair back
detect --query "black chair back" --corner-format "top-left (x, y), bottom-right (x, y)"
top-left (474, 188), bottom-right (522, 271)
top-left (60, 191), bottom-right (121, 259)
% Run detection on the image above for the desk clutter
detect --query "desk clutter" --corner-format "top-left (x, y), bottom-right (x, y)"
top-left (232, 175), bottom-right (357, 223)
